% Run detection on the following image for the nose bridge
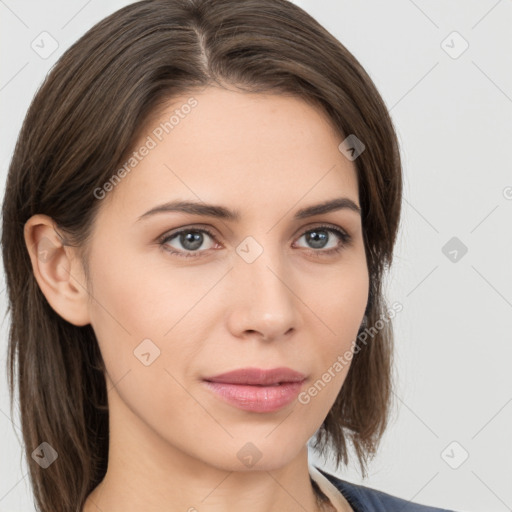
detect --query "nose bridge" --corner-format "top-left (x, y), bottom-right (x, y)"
top-left (230, 232), bottom-right (298, 337)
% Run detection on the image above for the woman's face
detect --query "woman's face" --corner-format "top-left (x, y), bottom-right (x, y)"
top-left (84, 86), bottom-right (369, 472)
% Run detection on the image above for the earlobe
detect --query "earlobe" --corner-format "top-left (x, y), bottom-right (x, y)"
top-left (24, 214), bottom-right (91, 326)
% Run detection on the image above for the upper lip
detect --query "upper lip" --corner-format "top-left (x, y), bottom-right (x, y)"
top-left (204, 367), bottom-right (307, 386)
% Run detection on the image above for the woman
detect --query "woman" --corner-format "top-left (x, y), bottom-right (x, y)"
top-left (1, 0), bottom-right (458, 511)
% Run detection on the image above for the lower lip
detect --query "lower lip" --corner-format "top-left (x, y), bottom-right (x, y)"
top-left (203, 380), bottom-right (305, 413)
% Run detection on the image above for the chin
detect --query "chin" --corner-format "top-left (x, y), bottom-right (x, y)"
top-left (211, 436), bottom-right (306, 473)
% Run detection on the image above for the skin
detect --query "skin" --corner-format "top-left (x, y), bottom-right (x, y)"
top-left (24, 86), bottom-right (368, 512)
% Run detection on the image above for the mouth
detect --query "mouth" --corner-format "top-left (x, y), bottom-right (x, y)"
top-left (202, 366), bottom-right (307, 412)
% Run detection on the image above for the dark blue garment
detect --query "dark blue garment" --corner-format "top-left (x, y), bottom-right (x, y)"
top-left (315, 466), bottom-right (460, 512)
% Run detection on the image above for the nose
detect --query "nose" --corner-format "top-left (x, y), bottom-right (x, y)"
top-left (225, 242), bottom-right (300, 342)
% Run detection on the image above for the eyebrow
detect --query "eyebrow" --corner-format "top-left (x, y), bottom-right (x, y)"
top-left (136, 197), bottom-right (361, 223)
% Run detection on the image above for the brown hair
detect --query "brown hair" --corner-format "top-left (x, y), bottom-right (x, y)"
top-left (1, 1), bottom-right (402, 511)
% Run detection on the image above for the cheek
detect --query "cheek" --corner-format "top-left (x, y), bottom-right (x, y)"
top-left (86, 245), bottom-right (216, 392)
top-left (303, 259), bottom-right (368, 398)
top-left (307, 257), bottom-right (369, 337)
top-left (85, 254), bottom-right (199, 429)
top-left (87, 243), bottom-right (190, 335)
top-left (85, 246), bottom-right (167, 380)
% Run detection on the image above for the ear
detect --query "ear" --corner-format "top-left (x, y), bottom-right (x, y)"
top-left (24, 214), bottom-right (91, 326)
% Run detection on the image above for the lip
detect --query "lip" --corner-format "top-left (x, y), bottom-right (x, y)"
top-left (203, 367), bottom-right (307, 413)
top-left (204, 367), bottom-right (306, 385)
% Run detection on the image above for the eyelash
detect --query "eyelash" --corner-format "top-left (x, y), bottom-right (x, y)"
top-left (157, 224), bottom-right (352, 259)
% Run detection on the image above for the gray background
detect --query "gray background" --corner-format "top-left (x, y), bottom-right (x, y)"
top-left (1, 1), bottom-right (511, 511)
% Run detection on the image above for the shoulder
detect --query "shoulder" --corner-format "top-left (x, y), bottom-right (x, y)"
top-left (315, 467), bottom-right (459, 512)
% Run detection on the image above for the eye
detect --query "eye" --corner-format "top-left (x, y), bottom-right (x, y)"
top-left (293, 224), bottom-right (352, 257)
top-left (158, 224), bottom-right (352, 259)
top-left (158, 226), bottom-right (218, 258)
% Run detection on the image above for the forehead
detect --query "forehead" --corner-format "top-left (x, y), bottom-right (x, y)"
top-left (96, 86), bottom-right (359, 225)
